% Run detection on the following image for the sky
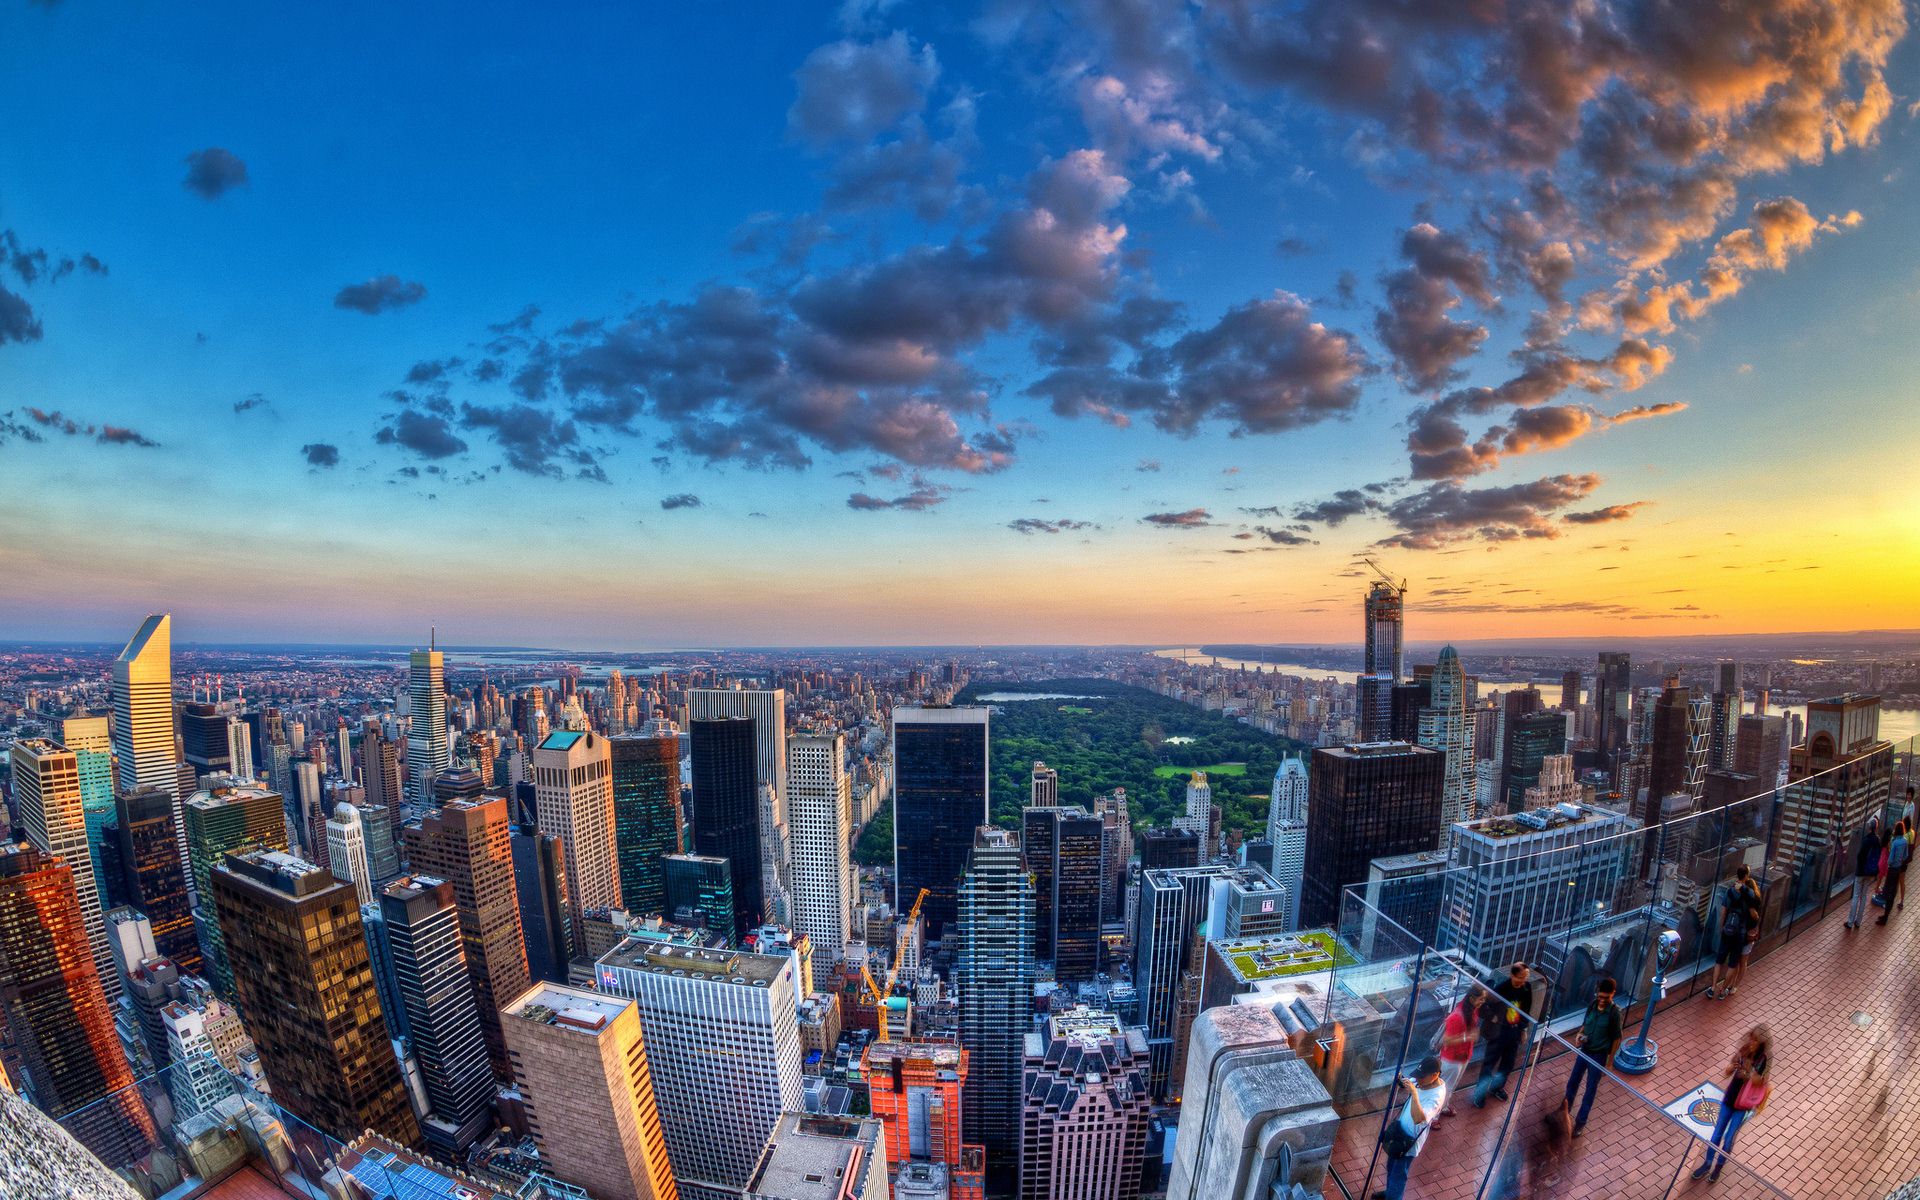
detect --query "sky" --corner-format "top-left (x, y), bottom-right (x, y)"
top-left (3, 0), bottom-right (1919, 648)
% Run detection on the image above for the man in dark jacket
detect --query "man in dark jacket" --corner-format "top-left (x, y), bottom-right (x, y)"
top-left (1849, 818), bottom-right (1883, 929)
top-left (1471, 962), bottom-right (1532, 1107)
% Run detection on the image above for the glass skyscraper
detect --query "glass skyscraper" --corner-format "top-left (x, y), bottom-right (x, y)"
top-left (955, 826), bottom-right (1033, 1189)
top-left (612, 733), bottom-right (683, 918)
top-left (891, 705), bottom-right (990, 941)
top-left (690, 717), bottom-right (762, 938)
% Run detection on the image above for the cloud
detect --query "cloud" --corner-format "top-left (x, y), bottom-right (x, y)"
top-left (95, 425), bottom-right (160, 447)
top-left (1142, 508), bottom-right (1214, 528)
top-left (334, 275), bottom-right (428, 315)
top-left (1008, 517), bottom-right (1096, 534)
top-left (1, 229), bottom-right (108, 346)
top-left (1251, 525), bottom-right (1316, 545)
top-left (1378, 473), bottom-right (1602, 549)
top-left (182, 148), bottom-right (248, 199)
top-left (376, 409), bottom-right (468, 459)
top-left (233, 393), bottom-right (270, 414)
top-left (847, 480), bottom-right (951, 510)
top-left (1136, 458), bottom-right (1162, 472)
top-left (1374, 223), bottom-right (1492, 393)
top-left (1562, 501), bottom-right (1647, 524)
top-left (1608, 401), bottom-right (1687, 424)
top-left (12, 407), bottom-right (160, 448)
top-left (1293, 488), bottom-right (1381, 526)
top-left (301, 442), bottom-right (340, 467)
top-left (660, 493), bottom-right (703, 510)
top-left (788, 33), bottom-right (939, 145)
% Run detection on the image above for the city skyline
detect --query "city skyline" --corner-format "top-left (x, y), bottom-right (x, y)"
top-left (4, 5), bottom-right (1919, 645)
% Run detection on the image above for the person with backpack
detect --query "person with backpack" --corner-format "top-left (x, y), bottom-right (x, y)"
top-left (1705, 880), bottom-right (1758, 999)
top-left (1561, 977), bottom-right (1625, 1136)
top-left (1876, 821), bottom-right (1909, 926)
top-left (1726, 866), bottom-right (1764, 997)
top-left (1471, 963), bottom-right (1533, 1107)
top-left (1373, 1054), bottom-right (1446, 1200)
top-left (1849, 817), bottom-right (1883, 929)
top-left (1692, 1024), bottom-right (1772, 1182)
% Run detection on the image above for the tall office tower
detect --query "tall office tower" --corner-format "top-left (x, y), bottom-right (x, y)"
top-left (1094, 790), bottom-right (1132, 924)
top-left (1439, 804), bottom-right (1636, 967)
top-left (954, 827), bottom-right (1034, 1187)
top-left (1776, 694), bottom-right (1894, 873)
top-left (225, 716), bottom-right (256, 781)
top-left (213, 846), bottom-right (420, 1147)
top-left (1502, 709), bottom-right (1567, 812)
top-left (294, 759), bottom-right (331, 870)
top-left (1735, 713), bottom-right (1790, 784)
top-left (1265, 757), bottom-right (1308, 932)
top-left (1132, 864), bottom-right (1288, 1098)
top-left (409, 645), bottom-right (452, 807)
top-left (1300, 742), bottom-right (1444, 928)
top-left (1415, 645), bottom-right (1474, 832)
top-left (1022, 807), bottom-right (1103, 982)
top-left (1646, 677), bottom-right (1709, 811)
top-left (1559, 669), bottom-right (1583, 713)
top-left (403, 797), bottom-right (530, 1079)
top-left (60, 715), bottom-right (116, 888)
top-left (1355, 674), bottom-right (1392, 743)
top-left (363, 728), bottom-right (405, 859)
top-left (433, 766), bottom-right (488, 807)
top-left (612, 734), bottom-right (684, 916)
top-left (596, 943), bottom-right (803, 1200)
top-left (112, 785), bottom-right (200, 973)
top-left (180, 702), bottom-right (233, 778)
top-left (113, 614), bottom-right (183, 877)
top-left (1388, 679), bottom-right (1432, 744)
top-left (0, 843), bottom-right (157, 1163)
top-left (892, 706), bottom-right (991, 941)
top-left (512, 827), bottom-right (573, 984)
top-left (1594, 652), bottom-right (1632, 763)
top-left (662, 853), bottom-right (736, 938)
top-left (757, 781), bottom-right (793, 928)
top-left (748, 1113), bottom-right (889, 1200)
top-left (1364, 579), bottom-right (1405, 680)
top-left (1522, 754), bottom-right (1582, 807)
top-left (788, 731), bottom-right (855, 969)
top-left (184, 776), bottom-right (288, 994)
top-left (1139, 827), bottom-right (1200, 871)
top-left (1172, 772), bottom-right (1212, 851)
top-left (1495, 687), bottom-right (1544, 803)
top-left (863, 1040), bottom-right (971, 1174)
top-left (534, 729), bottom-right (620, 959)
top-left (121, 948), bottom-right (184, 1073)
top-left (1708, 688), bottom-right (1740, 773)
top-left (1031, 762), bottom-right (1059, 806)
top-left (9, 739), bottom-right (116, 1000)
top-left (502, 983), bottom-right (679, 1200)
top-left (163, 1001), bottom-right (238, 1118)
top-left (687, 686), bottom-right (789, 819)
top-left (690, 717), bottom-right (764, 938)
top-left (1018, 1007), bottom-right (1152, 1200)
top-left (327, 803), bottom-right (376, 905)
top-left (379, 876), bottom-right (495, 1156)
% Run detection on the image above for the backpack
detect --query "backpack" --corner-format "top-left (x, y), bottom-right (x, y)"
top-left (1719, 892), bottom-right (1748, 939)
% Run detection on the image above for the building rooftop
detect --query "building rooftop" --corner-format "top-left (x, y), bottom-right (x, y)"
top-left (332, 1132), bottom-right (515, 1200)
top-left (218, 847), bottom-right (333, 896)
top-left (1368, 848), bottom-right (1451, 875)
top-left (746, 1114), bottom-right (882, 1200)
top-left (862, 1039), bottom-right (964, 1070)
top-left (1211, 930), bottom-right (1356, 983)
top-left (537, 729), bottom-right (586, 751)
top-left (598, 938), bottom-right (789, 985)
top-left (187, 777), bottom-right (281, 808)
top-left (504, 984), bottom-right (631, 1034)
top-left (1459, 801), bottom-right (1623, 839)
top-left (1326, 740), bottom-right (1435, 758)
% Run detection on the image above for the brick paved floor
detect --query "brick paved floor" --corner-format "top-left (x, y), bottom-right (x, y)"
top-left (1323, 890), bottom-right (1920, 1199)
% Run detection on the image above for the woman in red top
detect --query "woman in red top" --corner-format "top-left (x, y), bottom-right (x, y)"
top-left (1436, 988), bottom-right (1483, 1117)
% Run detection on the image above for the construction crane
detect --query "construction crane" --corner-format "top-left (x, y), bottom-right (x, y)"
top-left (1355, 554), bottom-right (1406, 597)
top-left (863, 888), bottom-right (931, 1042)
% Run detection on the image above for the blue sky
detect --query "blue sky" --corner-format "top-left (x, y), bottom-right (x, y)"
top-left (3, 0), bottom-right (1918, 646)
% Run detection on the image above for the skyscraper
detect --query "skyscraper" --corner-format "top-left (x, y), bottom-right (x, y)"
top-left (863, 1040), bottom-right (971, 1174)
top-left (687, 686), bottom-right (789, 819)
top-left (1022, 806), bottom-right (1103, 983)
top-left (596, 942), bottom-right (804, 1200)
top-left (1300, 742), bottom-right (1444, 929)
top-left (181, 702), bottom-right (234, 778)
top-left (112, 616), bottom-right (181, 881)
top-left (788, 731), bottom-right (855, 969)
top-left (1030, 762), bottom-right (1058, 806)
top-left (955, 827), bottom-right (1034, 1187)
top-left (1594, 652), bottom-right (1632, 762)
top-left (184, 776), bottom-right (289, 994)
top-left (362, 728), bottom-right (406, 878)
top-left (1646, 677), bottom-right (1709, 810)
top-left (892, 705), bottom-right (991, 940)
top-left (1417, 645), bottom-right (1475, 830)
top-left (749, 1113), bottom-right (889, 1200)
top-left (690, 716), bottom-right (763, 938)
top-left (1364, 580), bottom-right (1404, 680)
top-left (113, 785), bottom-right (200, 973)
top-left (1265, 756), bottom-right (1307, 932)
top-left (9, 738), bottom-right (116, 1000)
top-left (1018, 1007), bottom-right (1152, 1200)
top-left (379, 876), bottom-right (496, 1157)
top-left (0, 842), bottom-right (157, 1165)
top-left (1559, 669), bottom-right (1583, 713)
top-left (512, 826), bottom-right (573, 984)
top-left (612, 733), bottom-right (684, 917)
top-left (662, 853), bottom-right (736, 938)
top-left (1439, 804), bottom-right (1637, 968)
top-left (535, 729), bottom-right (621, 958)
top-left (1776, 695), bottom-right (1894, 877)
top-left (1502, 709), bottom-right (1568, 812)
top-left (212, 845), bottom-right (420, 1147)
top-left (502, 983), bottom-right (679, 1200)
top-left (403, 795), bottom-right (530, 1081)
top-left (1735, 713), bottom-right (1789, 785)
top-left (327, 802), bottom-right (375, 906)
top-left (60, 714), bottom-right (116, 890)
top-left (409, 645), bottom-right (451, 807)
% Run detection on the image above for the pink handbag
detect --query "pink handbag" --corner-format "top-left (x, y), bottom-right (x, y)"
top-left (1733, 1076), bottom-right (1769, 1111)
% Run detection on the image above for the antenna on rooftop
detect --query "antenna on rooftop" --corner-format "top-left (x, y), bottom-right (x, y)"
top-left (431, 625), bottom-right (436, 651)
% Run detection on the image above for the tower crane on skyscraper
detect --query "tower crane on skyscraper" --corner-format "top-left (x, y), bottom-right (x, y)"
top-left (1355, 555), bottom-right (1407, 599)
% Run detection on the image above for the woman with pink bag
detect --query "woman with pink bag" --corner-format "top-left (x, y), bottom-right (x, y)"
top-left (1692, 1024), bottom-right (1772, 1183)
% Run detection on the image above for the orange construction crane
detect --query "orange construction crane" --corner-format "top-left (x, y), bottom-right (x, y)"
top-left (865, 887), bottom-right (932, 1042)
